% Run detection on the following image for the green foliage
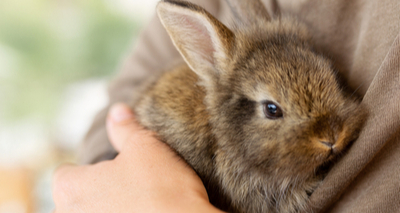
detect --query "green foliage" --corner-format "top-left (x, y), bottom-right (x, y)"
top-left (0, 0), bottom-right (140, 121)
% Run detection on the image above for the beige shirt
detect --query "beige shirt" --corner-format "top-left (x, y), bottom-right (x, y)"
top-left (79, 0), bottom-right (400, 212)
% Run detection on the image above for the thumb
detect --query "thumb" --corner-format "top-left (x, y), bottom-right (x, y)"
top-left (106, 103), bottom-right (144, 152)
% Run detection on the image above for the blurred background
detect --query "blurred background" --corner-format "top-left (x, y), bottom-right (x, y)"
top-left (0, 0), bottom-right (158, 212)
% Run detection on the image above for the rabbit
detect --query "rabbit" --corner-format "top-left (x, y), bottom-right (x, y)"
top-left (133, 0), bottom-right (368, 212)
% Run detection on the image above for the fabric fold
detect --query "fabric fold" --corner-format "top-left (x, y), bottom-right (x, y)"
top-left (309, 31), bottom-right (400, 212)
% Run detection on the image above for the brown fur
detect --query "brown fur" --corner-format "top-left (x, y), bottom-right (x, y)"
top-left (133, 0), bottom-right (368, 212)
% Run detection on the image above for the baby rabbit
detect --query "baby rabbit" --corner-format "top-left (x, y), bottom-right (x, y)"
top-left (134, 0), bottom-right (367, 212)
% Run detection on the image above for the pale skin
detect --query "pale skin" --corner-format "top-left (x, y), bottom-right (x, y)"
top-left (52, 103), bottom-right (225, 213)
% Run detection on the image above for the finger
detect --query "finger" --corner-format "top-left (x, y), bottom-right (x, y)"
top-left (106, 103), bottom-right (145, 152)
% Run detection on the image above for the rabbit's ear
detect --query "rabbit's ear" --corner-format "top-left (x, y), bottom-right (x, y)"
top-left (225, 0), bottom-right (271, 25)
top-left (157, 0), bottom-right (234, 81)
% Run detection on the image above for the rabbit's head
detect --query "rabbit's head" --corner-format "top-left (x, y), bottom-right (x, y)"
top-left (157, 0), bottom-right (367, 182)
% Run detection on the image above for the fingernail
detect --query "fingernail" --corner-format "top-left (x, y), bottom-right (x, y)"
top-left (110, 103), bottom-right (134, 123)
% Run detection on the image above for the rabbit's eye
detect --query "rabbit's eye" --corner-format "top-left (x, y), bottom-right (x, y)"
top-left (263, 101), bottom-right (283, 119)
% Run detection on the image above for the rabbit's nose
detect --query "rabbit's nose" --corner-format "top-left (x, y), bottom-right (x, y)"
top-left (319, 141), bottom-right (334, 149)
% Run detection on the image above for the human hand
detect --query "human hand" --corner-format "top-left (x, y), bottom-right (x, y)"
top-left (52, 103), bottom-right (224, 213)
